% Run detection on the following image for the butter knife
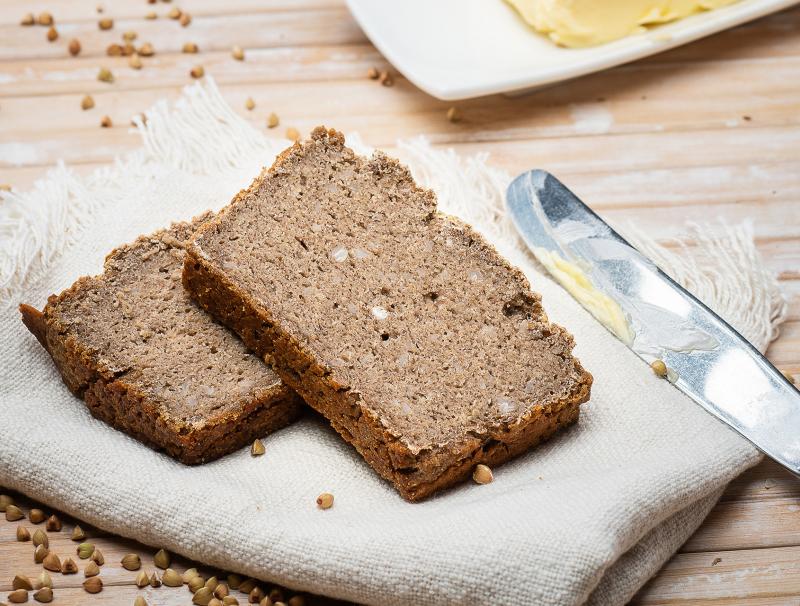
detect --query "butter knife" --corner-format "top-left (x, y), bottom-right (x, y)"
top-left (506, 170), bottom-right (800, 476)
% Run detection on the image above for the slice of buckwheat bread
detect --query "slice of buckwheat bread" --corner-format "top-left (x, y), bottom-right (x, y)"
top-left (183, 127), bottom-right (592, 500)
top-left (20, 214), bottom-right (302, 465)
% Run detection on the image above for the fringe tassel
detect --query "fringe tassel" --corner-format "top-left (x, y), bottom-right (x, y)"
top-left (626, 222), bottom-right (787, 351)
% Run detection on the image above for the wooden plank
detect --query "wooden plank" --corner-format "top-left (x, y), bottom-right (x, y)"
top-left (2, 22), bottom-right (800, 97)
top-left (681, 494), bottom-right (800, 553)
top-left (0, 45), bottom-right (388, 97)
top-left (632, 545), bottom-right (800, 605)
top-left (447, 126), bottom-right (800, 180)
top-left (3, 63), bottom-right (800, 158)
top-left (641, 6), bottom-right (800, 63)
top-left (0, 6), bottom-right (367, 62)
top-left (0, 0), bottom-right (342, 26)
top-left (765, 320), bottom-right (800, 368)
top-left (3, 105), bottom-right (800, 170)
top-left (721, 459), bottom-right (800, 503)
top-left (2, 51), bottom-right (800, 135)
top-left (780, 280), bottom-right (800, 322)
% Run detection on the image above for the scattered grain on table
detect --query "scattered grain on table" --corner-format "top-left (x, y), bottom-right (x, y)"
top-left (214, 583), bottom-right (229, 599)
top-left (32, 529), bottom-right (48, 548)
top-left (84, 561), bottom-right (100, 577)
top-left (135, 570), bottom-right (149, 587)
top-left (33, 587), bottom-right (53, 603)
top-left (162, 568), bottom-right (182, 587)
top-left (42, 552), bottom-right (61, 572)
top-left (188, 575), bottom-right (205, 592)
top-left (77, 542), bottom-right (95, 559)
top-left (45, 515), bottom-right (61, 531)
top-left (97, 67), bottom-right (114, 83)
top-left (121, 553), bottom-right (141, 570)
top-left (249, 587), bottom-right (264, 602)
top-left (83, 577), bottom-right (103, 594)
top-left (5, 505), bottom-right (24, 521)
top-left (154, 548), bottom-right (171, 569)
top-left (8, 589), bottom-right (29, 604)
top-left (12, 576), bottom-right (33, 591)
top-left (378, 70), bottom-right (393, 86)
top-left (37, 571), bottom-right (52, 589)
top-left (193, 587), bottom-right (214, 605)
top-left (90, 548), bottom-right (105, 565)
top-left (61, 558), bottom-right (78, 574)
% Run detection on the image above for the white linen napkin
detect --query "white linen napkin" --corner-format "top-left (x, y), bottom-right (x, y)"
top-left (0, 79), bottom-right (787, 606)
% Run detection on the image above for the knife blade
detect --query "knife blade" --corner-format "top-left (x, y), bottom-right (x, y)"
top-left (506, 169), bottom-right (800, 476)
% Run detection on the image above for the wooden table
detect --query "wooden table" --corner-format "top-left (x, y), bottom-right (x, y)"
top-left (1, 1), bottom-right (798, 604)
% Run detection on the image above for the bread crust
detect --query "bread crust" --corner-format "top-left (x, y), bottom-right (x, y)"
top-left (184, 127), bottom-right (592, 499)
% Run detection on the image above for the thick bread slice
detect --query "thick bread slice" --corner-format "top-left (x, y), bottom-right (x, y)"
top-left (20, 215), bottom-right (303, 464)
top-left (184, 128), bottom-right (592, 500)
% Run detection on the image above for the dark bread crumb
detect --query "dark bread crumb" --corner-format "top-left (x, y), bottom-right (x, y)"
top-left (20, 214), bottom-right (302, 464)
top-left (184, 127), bottom-right (592, 499)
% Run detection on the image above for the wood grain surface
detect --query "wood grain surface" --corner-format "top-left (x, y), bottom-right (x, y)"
top-left (1, 1), bottom-right (799, 604)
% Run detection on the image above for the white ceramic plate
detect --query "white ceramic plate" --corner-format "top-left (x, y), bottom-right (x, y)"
top-left (346, 0), bottom-right (799, 100)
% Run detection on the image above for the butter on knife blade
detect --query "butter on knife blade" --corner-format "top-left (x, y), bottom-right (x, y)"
top-left (506, 169), bottom-right (800, 478)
